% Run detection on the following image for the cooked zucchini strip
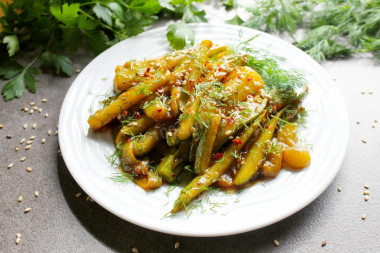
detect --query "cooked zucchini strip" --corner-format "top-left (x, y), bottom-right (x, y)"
top-left (171, 113), bottom-right (265, 213)
top-left (88, 69), bottom-right (171, 130)
top-left (194, 114), bottom-right (221, 174)
top-left (233, 109), bottom-right (285, 186)
top-left (135, 170), bottom-right (162, 190)
top-left (115, 115), bottom-right (155, 145)
top-left (214, 98), bottom-right (268, 150)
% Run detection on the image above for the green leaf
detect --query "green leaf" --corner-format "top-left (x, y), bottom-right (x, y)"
top-left (93, 3), bottom-right (112, 26)
top-left (84, 29), bottom-right (110, 55)
top-left (1, 72), bottom-right (26, 101)
top-left (0, 60), bottom-right (24, 80)
top-left (158, 0), bottom-right (175, 11)
top-left (129, 0), bottom-right (162, 15)
top-left (107, 2), bottom-right (124, 19)
top-left (183, 4), bottom-right (207, 23)
top-left (50, 3), bottom-right (80, 27)
top-left (226, 15), bottom-right (244, 25)
top-left (77, 15), bottom-right (98, 30)
top-left (123, 9), bottom-right (158, 36)
top-left (3, 35), bottom-right (20, 57)
top-left (41, 51), bottom-right (73, 76)
top-left (166, 21), bottom-right (195, 50)
top-left (24, 69), bottom-right (37, 93)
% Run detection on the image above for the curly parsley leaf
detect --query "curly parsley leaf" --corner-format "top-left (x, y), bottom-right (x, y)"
top-left (166, 21), bottom-right (195, 50)
top-left (41, 51), bottom-right (73, 76)
top-left (3, 35), bottom-right (19, 57)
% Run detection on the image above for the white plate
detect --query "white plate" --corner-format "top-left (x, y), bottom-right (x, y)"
top-left (59, 23), bottom-right (349, 237)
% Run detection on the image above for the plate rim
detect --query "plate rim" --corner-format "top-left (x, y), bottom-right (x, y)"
top-left (59, 23), bottom-right (349, 237)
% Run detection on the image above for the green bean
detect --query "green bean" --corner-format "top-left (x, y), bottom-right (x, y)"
top-left (233, 109), bottom-right (285, 186)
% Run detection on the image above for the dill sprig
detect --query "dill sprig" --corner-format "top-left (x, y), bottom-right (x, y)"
top-left (108, 172), bottom-right (134, 185)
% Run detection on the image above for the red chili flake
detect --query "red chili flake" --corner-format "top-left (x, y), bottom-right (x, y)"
top-left (275, 125), bottom-right (278, 130)
top-left (157, 87), bottom-right (164, 94)
top-left (245, 146), bottom-right (249, 150)
top-left (157, 108), bottom-right (163, 113)
top-left (247, 95), bottom-right (254, 99)
top-left (198, 77), bottom-right (203, 82)
top-left (218, 67), bottom-right (223, 71)
top-left (239, 106), bottom-right (245, 111)
top-left (265, 125), bottom-right (270, 129)
top-left (233, 139), bottom-right (243, 145)
top-left (278, 104), bottom-right (282, 109)
top-left (213, 153), bottom-right (224, 160)
top-left (144, 67), bottom-right (150, 77)
top-left (227, 117), bottom-right (235, 124)
top-left (123, 111), bottom-right (128, 116)
top-left (247, 78), bottom-right (252, 81)
top-left (135, 112), bottom-right (141, 119)
top-left (132, 81), bottom-right (137, 86)
top-left (189, 87), bottom-right (194, 93)
top-left (170, 128), bottom-right (175, 132)
top-left (237, 76), bottom-right (242, 79)
top-left (127, 138), bottom-right (132, 142)
top-left (273, 105), bottom-right (278, 111)
top-left (171, 173), bottom-right (176, 177)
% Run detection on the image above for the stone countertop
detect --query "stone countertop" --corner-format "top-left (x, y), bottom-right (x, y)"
top-left (1, 16), bottom-right (380, 253)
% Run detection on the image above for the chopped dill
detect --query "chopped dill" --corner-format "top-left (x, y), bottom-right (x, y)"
top-left (108, 172), bottom-right (134, 185)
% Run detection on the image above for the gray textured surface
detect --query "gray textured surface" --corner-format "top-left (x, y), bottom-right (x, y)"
top-left (1, 22), bottom-right (380, 253)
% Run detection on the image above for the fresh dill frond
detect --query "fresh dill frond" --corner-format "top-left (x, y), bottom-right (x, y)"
top-left (108, 172), bottom-right (134, 185)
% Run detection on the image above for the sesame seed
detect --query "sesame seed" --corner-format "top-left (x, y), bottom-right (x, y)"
top-left (8, 163), bottom-right (14, 169)
top-left (167, 132), bottom-right (173, 137)
top-left (229, 136), bottom-right (233, 139)
top-left (364, 196), bottom-right (369, 201)
top-left (356, 121), bottom-right (360, 124)
top-left (24, 107), bottom-right (29, 112)
top-left (7, 134), bottom-right (12, 139)
top-left (34, 191), bottom-right (39, 197)
top-left (20, 138), bottom-right (26, 144)
top-left (75, 69), bottom-right (81, 73)
top-left (26, 167), bottom-right (32, 172)
top-left (29, 109), bottom-right (34, 114)
top-left (0, 124), bottom-right (3, 129)
top-left (30, 136), bottom-right (35, 140)
top-left (16, 233), bottom-right (22, 238)
top-left (364, 184), bottom-right (369, 189)
top-left (15, 147), bottom-right (19, 151)
top-left (89, 198), bottom-right (94, 202)
top-left (225, 130), bottom-right (232, 136)
top-left (364, 191), bottom-right (370, 195)
top-left (30, 102), bottom-right (35, 106)
top-left (76, 193), bottom-right (82, 198)
top-left (23, 124), bottom-right (27, 129)
top-left (361, 91), bottom-right (365, 94)
top-left (24, 207), bottom-right (31, 213)
top-left (361, 139), bottom-right (367, 143)
top-left (32, 123), bottom-right (37, 129)
top-left (41, 138), bottom-right (46, 144)
top-left (337, 187), bottom-right (342, 192)
top-left (332, 77), bottom-right (336, 81)
top-left (372, 124), bottom-right (376, 128)
top-left (321, 241), bottom-right (327, 247)
top-left (42, 98), bottom-right (48, 103)
top-left (32, 106), bottom-right (38, 110)
top-left (273, 239), bottom-right (280, 246)
top-left (369, 91), bottom-right (373, 94)
top-left (362, 213), bottom-right (367, 220)
top-left (26, 140), bottom-right (32, 145)
top-left (18, 195), bottom-right (22, 202)
top-left (55, 130), bottom-right (58, 136)
top-left (48, 129), bottom-right (52, 136)
top-left (175, 242), bottom-right (180, 249)
top-left (86, 196), bottom-right (90, 201)
top-left (25, 145), bottom-right (31, 150)
top-left (16, 237), bottom-right (21, 245)
top-left (375, 119), bottom-right (378, 123)
top-left (45, 113), bottom-right (49, 118)
top-left (20, 157), bottom-right (26, 162)
top-left (58, 149), bottom-right (61, 154)
top-left (38, 108), bottom-right (42, 113)
top-left (56, 125), bottom-right (59, 129)
top-left (132, 248), bottom-right (139, 253)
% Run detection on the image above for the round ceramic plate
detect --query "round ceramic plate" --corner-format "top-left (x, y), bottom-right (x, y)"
top-left (59, 23), bottom-right (349, 237)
